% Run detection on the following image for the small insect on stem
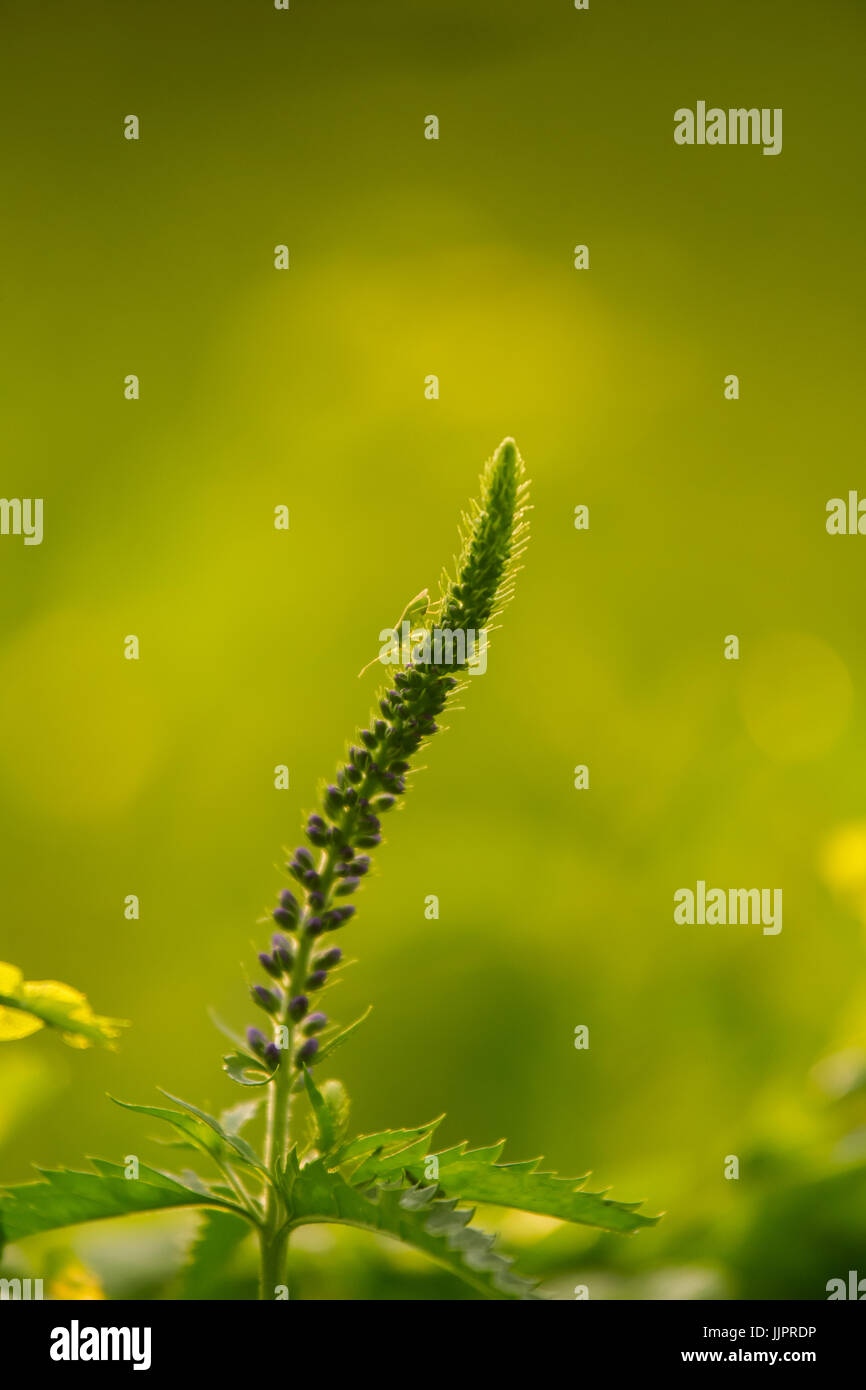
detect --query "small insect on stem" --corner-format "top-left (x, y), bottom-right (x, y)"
top-left (357, 586), bottom-right (430, 678)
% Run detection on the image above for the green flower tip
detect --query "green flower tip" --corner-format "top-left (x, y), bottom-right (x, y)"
top-left (439, 436), bottom-right (531, 634)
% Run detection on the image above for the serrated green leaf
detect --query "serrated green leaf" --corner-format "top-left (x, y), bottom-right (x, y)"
top-left (302, 1070), bottom-right (350, 1155)
top-left (171, 1167), bottom-right (214, 1198)
top-left (110, 1096), bottom-right (223, 1160)
top-left (158, 1090), bottom-right (267, 1175)
top-left (0, 961), bottom-right (126, 1049)
top-left (178, 1208), bottom-right (252, 1299)
top-left (319, 1080), bottom-right (350, 1148)
top-left (220, 1097), bottom-right (266, 1137)
top-left (111, 1092), bottom-right (267, 1181)
top-left (275, 1147), bottom-right (301, 1204)
top-left (407, 1144), bottom-right (661, 1234)
top-left (349, 1131), bottom-right (438, 1185)
top-left (0, 1160), bottom-right (242, 1249)
top-left (287, 1159), bottom-right (536, 1300)
top-left (329, 1116), bottom-right (444, 1168)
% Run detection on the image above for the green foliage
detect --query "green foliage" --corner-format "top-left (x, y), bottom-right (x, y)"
top-left (328, 1121), bottom-right (443, 1168)
top-left (0, 961), bottom-right (126, 1049)
top-left (303, 1071), bottom-right (350, 1153)
top-left (111, 1094), bottom-right (266, 1177)
top-left (222, 1051), bottom-right (273, 1087)
top-left (178, 1209), bottom-right (252, 1299)
top-left (0, 1161), bottom-right (239, 1253)
top-left (283, 1153), bottom-right (536, 1300)
top-left (406, 1144), bottom-right (660, 1235)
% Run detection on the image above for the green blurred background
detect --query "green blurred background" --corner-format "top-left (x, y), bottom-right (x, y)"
top-left (2, 0), bottom-right (866, 1298)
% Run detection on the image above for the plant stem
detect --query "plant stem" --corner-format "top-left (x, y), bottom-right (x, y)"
top-left (260, 997), bottom-right (297, 1297)
top-left (258, 1223), bottom-right (289, 1300)
top-left (259, 798), bottom-right (366, 1297)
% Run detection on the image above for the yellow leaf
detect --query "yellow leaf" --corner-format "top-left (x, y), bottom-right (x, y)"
top-left (0, 960), bottom-right (126, 1049)
top-left (0, 962), bottom-right (24, 994)
top-left (0, 1007), bottom-right (44, 1040)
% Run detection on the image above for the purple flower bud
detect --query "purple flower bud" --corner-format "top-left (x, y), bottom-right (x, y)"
top-left (324, 785), bottom-right (343, 814)
top-left (374, 720), bottom-right (387, 738)
top-left (360, 729), bottom-right (377, 748)
top-left (303, 1012), bottom-right (327, 1035)
top-left (264, 1042), bottom-right (281, 1070)
top-left (303, 869), bottom-right (321, 889)
top-left (271, 934), bottom-right (295, 971)
top-left (258, 951), bottom-right (282, 979)
top-left (314, 947), bottom-right (342, 969)
top-left (295, 1037), bottom-right (319, 1067)
top-left (373, 795), bottom-right (396, 812)
top-left (294, 846), bottom-right (314, 868)
top-left (355, 833), bottom-right (382, 849)
top-left (324, 904), bottom-right (355, 930)
top-left (335, 877), bottom-right (360, 896)
top-left (305, 916), bottom-right (324, 937)
top-left (273, 906), bottom-right (295, 929)
top-left (306, 970), bottom-right (327, 990)
top-left (246, 1027), bottom-right (267, 1056)
top-left (288, 994), bottom-right (309, 1021)
top-left (251, 984), bottom-right (281, 1015)
top-left (351, 857), bottom-right (371, 876)
top-left (279, 889), bottom-right (299, 915)
top-left (308, 891), bottom-right (325, 910)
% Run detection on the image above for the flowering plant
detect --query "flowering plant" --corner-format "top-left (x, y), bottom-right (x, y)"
top-left (0, 440), bottom-right (658, 1300)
